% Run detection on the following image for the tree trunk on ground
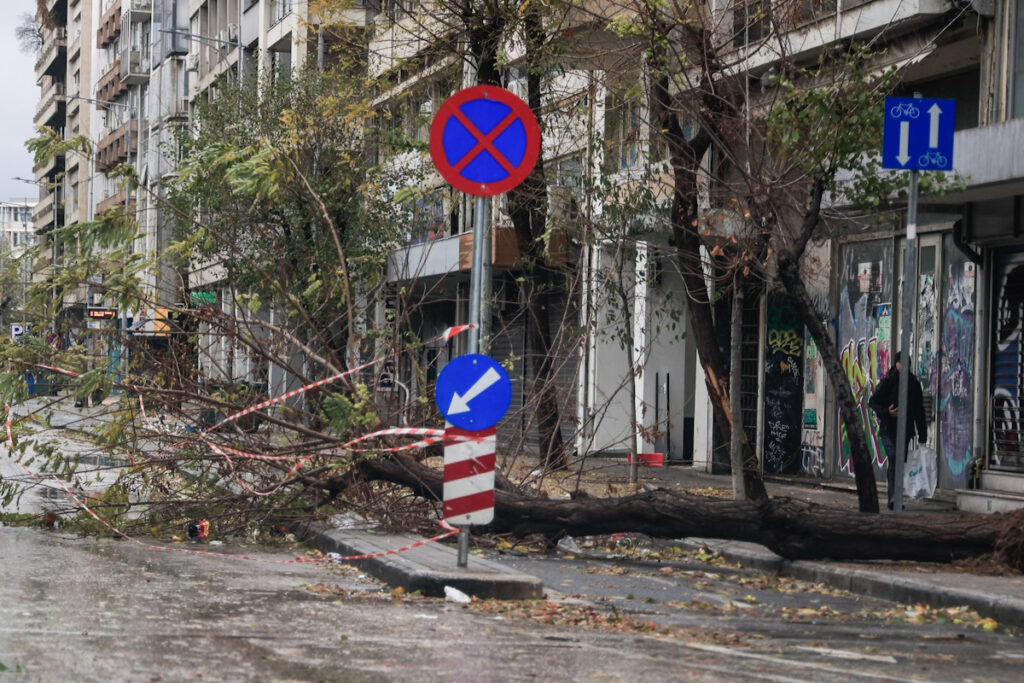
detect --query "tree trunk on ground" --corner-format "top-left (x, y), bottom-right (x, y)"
top-left (358, 453), bottom-right (1007, 565)
top-left (775, 179), bottom-right (880, 513)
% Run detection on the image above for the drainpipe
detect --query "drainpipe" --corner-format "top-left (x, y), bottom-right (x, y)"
top-left (953, 218), bottom-right (982, 265)
top-left (972, 246), bottom-right (991, 486)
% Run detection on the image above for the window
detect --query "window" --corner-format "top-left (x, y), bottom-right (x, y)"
top-left (272, 0), bottom-right (293, 24)
top-left (733, 0), bottom-right (770, 48)
top-left (604, 92), bottom-right (641, 172)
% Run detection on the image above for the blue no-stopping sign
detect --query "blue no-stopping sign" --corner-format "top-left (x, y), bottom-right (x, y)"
top-left (429, 86), bottom-right (541, 197)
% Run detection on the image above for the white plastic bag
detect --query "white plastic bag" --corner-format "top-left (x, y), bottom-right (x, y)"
top-left (904, 444), bottom-right (938, 499)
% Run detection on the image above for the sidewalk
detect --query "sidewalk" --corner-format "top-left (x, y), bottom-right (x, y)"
top-left (576, 459), bottom-right (1024, 627)
top-left (26, 398), bottom-right (1024, 626)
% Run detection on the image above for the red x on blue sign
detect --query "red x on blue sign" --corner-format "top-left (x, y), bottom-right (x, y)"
top-left (429, 86), bottom-right (541, 197)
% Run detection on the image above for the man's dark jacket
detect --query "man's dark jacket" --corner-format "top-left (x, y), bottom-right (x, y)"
top-left (869, 367), bottom-right (927, 446)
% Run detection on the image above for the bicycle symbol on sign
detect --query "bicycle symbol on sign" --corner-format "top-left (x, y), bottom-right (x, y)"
top-left (889, 102), bottom-right (920, 119)
top-left (917, 151), bottom-right (948, 168)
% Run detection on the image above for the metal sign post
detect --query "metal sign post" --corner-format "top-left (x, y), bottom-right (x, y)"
top-left (882, 94), bottom-right (955, 513)
top-left (894, 168), bottom-right (918, 514)
top-left (430, 86), bottom-right (540, 565)
top-left (435, 353), bottom-right (511, 567)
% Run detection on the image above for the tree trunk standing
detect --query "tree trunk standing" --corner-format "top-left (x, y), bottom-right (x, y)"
top-left (468, 8), bottom-right (568, 469)
top-left (357, 453), bottom-right (1007, 564)
top-left (647, 62), bottom-right (767, 501)
top-left (729, 277), bottom-right (746, 498)
top-left (774, 179), bottom-right (879, 513)
top-left (778, 257), bottom-right (879, 513)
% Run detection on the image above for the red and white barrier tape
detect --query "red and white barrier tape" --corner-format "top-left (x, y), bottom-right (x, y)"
top-left (204, 324), bottom-right (473, 434)
top-left (5, 404), bottom-right (461, 565)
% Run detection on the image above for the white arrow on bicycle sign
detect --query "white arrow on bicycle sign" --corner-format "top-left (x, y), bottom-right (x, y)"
top-left (882, 97), bottom-right (955, 172)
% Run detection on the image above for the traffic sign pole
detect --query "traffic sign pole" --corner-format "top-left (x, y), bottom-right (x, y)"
top-left (468, 196), bottom-right (486, 356)
top-left (894, 161), bottom-right (919, 514)
top-left (430, 86), bottom-right (539, 567)
top-left (462, 195), bottom-right (488, 567)
top-left (882, 92), bottom-right (955, 514)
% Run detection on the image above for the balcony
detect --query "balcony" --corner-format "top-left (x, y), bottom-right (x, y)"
top-left (97, 0), bottom-right (122, 49)
top-left (119, 49), bottom-right (149, 84)
top-left (125, 0), bottom-right (152, 20)
top-left (96, 58), bottom-right (127, 102)
top-left (387, 233), bottom-right (460, 283)
top-left (96, 118), bottom-right (138, 172)
top-left (33, 192), bottom-right (56, 226)
top-left (96, 188), bottom-right (133, 215)
top-left (68, 27), bottom-right (81, 59)
top-left (32, 152), bottom-right (65, 182)
top-left (34, 78), bottom-right (66, 128)
top-left (458, 228), bottom-right (522, 270)
top-left (34, 28), bottom-right (67, 78)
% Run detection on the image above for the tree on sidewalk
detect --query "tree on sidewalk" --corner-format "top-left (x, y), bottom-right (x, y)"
top-left (3, 0), bottom-right (1011, 571)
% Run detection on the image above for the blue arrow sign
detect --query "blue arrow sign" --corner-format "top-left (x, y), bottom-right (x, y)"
top-left (882, 97), bottom-right (955, 171)
top-left (435, 354), bottom-right (511, 431)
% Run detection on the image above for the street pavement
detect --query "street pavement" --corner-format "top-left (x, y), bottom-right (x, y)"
top-left (2, 525), bottom-right (1024, 681)
top-left (6, 397), bottom-right (1024, 679)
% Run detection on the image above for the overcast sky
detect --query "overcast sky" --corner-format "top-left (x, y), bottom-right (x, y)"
top-left (0, 0), bottom-right (44, 203)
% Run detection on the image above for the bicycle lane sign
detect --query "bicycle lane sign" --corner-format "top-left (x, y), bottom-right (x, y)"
top-left (882, 97), bottom-right (955, 171)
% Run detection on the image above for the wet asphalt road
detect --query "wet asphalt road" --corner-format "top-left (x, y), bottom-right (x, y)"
top-left (2, 527), bottom-right (1024, 682)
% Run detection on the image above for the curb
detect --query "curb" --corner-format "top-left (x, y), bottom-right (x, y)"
top-left (684, 538), bottom-right (1024, 628)
top-left (301, 523), bottom-right (544, 600)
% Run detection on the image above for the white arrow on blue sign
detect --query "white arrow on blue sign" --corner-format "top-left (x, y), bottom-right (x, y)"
top-left (882, 97), bottom-right (955, 171)
top-left (435, 354), bottom-right (512, 431)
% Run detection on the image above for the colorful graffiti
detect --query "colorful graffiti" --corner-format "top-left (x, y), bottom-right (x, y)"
top-left (836, 241), bottom-right (893, 476)
top-left (838, 336), bottom-right (890, 472)
top-left (937, 240), bottom-right (975, 486)
top-left (915, 273), bottom-right (938, 398)
top-left (800, 241), bottom-right (829, 477)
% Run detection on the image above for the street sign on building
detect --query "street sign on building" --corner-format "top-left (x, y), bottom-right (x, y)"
top-left (442, 424), bottom-right (496, 525)
top-left (87, 308), bottom-right (116, 319)
top-left (434, 353), bottom-right (512, 431)
top-left (882, 97), bottom-right (956, 171)
top-left (429, 85), bottom-right (541, 196)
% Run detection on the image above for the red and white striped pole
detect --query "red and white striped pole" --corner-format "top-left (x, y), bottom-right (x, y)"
top-left (443, 424), bottom-right (496, 525)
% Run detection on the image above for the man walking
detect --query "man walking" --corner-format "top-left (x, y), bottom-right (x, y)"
top-left (869, 352), bottom-right (927, 510)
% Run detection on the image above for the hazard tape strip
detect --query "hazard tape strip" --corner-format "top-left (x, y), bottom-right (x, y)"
top-left (3, 325), bottom-right (478, 565)
top-left (5, 404), bottom-right (461, 565)
top-left (203, 324), bottom-right (474, 435)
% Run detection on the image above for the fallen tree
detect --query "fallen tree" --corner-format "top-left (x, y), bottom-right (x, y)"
top-left (357, 452), bottom-right (1020, 567)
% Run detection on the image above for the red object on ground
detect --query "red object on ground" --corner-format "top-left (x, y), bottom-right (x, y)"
top-left (627, 452), bottom-right (664, 467)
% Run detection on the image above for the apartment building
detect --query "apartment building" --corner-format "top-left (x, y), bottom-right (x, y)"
top-left (373, 3), bottom-right (698, 461)
top-left (372, 0), bottom-right (1024, 514)
top-left (0, 201), bottom-right (37, 254)
top-left (0, 200), bottom-right (38, 330)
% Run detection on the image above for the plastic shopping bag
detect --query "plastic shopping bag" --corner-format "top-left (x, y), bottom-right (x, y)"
top-left (904, 444), bottom-right (938, 499)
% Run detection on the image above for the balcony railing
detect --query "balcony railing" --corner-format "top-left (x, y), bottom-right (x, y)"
top-left (97, 58), bottom-right (127, 102)
top-left (119, 49), bottom-right (150, 84)
top-left (126, 0), bottom-right (152, 17)
top-left (34, 80), bottom-right (66, 127)
top-left (34, 28), bottom-right (67, 74)
top-left (96, 188), bottom-right (131, 215)
top-left (97, 0), bottom-right (122, 48)
top-left (96, 118), bottom-right (138, 172)
top-left (32, 152), bottom-right (65, 179)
